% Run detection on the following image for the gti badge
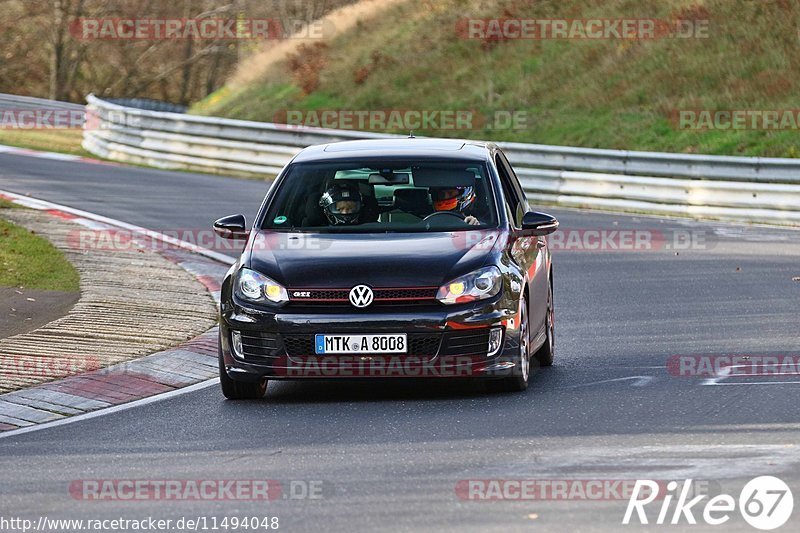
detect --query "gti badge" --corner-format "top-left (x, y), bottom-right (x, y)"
top-left (349, 285), bottom-right (374, 308)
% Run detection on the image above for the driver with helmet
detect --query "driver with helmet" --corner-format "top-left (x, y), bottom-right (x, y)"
top-left (431, 185), bottom-right (481, 225)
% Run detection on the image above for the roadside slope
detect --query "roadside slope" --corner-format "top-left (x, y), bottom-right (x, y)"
top-left (195, 0), bottom-right (800, 157)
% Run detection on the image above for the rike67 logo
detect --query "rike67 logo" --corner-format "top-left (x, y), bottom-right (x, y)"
top-left (623, 476), bottom-right (793, 530)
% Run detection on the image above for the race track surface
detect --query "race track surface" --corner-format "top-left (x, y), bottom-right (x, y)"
top-left (1, 152), bottom-right (799, 532)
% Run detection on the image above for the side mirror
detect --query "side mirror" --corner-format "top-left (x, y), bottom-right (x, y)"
top-left (213, 214), bottom-right (248, 239)
top-left (521, 211), bottom-right (559, 236)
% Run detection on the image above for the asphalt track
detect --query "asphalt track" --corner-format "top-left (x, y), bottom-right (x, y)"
top-left (1, 151), bottom-right (800, 532)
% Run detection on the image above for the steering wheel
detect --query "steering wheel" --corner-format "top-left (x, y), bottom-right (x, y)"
top-left (422, 210), bottom-right (466, 222)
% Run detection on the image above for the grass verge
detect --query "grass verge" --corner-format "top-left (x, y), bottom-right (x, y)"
top-left (0, 204), bottom-right (80, 292)
top-left (0, 129), bottom-right (89, 157)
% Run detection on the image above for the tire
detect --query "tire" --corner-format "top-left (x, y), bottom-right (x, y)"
top-left (533, 277), bottom-right (554, 367)
top-left (489, 295), bottom-right (530, 393)
top-left (218, 339), bottom-right (268, 400)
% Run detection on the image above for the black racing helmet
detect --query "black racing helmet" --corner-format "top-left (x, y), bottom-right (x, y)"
top-left (319, 182), bottom-right (363, 225)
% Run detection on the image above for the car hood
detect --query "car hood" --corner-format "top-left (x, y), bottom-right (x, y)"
top-left (247, 230), bottom-right (499, 288)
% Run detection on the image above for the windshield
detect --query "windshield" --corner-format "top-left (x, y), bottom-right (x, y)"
top-left (260, 160), bottom-right (498, 233)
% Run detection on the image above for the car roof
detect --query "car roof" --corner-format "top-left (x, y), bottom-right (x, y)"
top-left (290, 138), bottom-right (496, 164)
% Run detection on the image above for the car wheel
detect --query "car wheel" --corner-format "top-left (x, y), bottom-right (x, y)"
top-left (218, 338), bottom-right (268, 400)
top-left (533, 278), bottom-right (554, 367)
top-left (489, 295), bottom-right (530, 393)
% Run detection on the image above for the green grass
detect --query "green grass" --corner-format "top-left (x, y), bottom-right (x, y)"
top-left (193, 0), bottom-right (800, 157)
top-left (0, 129), bottom-right (90, 157)
top-left (0, 207), bottom-right (80, 292)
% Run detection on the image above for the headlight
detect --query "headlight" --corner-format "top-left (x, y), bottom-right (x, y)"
top-left (436, 266), bottom-right (502, 305)
top-left (235, 268), bottom-right (289, 305)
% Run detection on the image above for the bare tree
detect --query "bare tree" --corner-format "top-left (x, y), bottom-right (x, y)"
top-left (0, 0), bottom-right (358, 103)
top-left (48, 0), bottom-right (86, 100)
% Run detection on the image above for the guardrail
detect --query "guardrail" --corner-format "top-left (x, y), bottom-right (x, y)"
top-left (0, 93), bottom-right (85, 113)
top-left (0, 93), bottom-right (86, 128)
top-left (82, 95), bottom-right (800, 226)
top-left (83, 94), bottom-right (396, 176)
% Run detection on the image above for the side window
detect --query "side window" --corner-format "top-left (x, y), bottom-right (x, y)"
top-left (495, 153), bottom-right (524, 228)
top-left (497, 151), bottom-right (529, 212)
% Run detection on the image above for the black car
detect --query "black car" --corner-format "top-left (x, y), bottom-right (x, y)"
top-left (213, 138), bottom-right (558, 399)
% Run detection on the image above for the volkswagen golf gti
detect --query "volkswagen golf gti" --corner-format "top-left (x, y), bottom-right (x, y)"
top-left (213, 138), bottom-right (558, 399)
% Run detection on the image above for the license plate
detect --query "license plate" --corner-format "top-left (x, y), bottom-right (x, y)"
top-left (315, 334), bottom-right (407, 354)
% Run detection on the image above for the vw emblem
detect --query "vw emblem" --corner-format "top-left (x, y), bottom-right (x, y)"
top-left (349, 285), bottom-right (374, 308)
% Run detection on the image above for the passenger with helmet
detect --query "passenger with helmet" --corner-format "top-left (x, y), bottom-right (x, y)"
top-left (318, 182), bottom-right (367, 225)
top-left (431, 185), bottom-right (482, 225)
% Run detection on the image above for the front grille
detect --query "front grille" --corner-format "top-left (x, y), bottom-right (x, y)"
top-left (282, 335), bottom-right (314, 357)
top-left (239, 331), bottom-right (283, 363)
top-left (440, 329), bottom-right (491, 357)
top-left (288, 287), bottom-right (438, 306)
top-left (282, 334), bottom-right (442, 357)
top-left (295, 289), bottom-right (348, 301)
top-left (410, 334), bottom-right (442, 356)
top-left (238, 329), bottom-right (490, 362)
top-left (374, 288), bottom-right (438, 300)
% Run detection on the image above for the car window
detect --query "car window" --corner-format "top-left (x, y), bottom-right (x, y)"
top-left (260, 160), bottom-right (498, 233)
top-left (497, 151), bottom-right (529, 211)
top-left (494, 153), bottom-right (525, 228)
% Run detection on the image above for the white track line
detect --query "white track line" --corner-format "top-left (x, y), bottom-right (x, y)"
top-left (0, 379), bottom-right (219, 440)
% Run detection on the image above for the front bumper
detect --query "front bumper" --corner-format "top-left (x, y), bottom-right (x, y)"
top-left (219, 297), bottom-right (523, 381)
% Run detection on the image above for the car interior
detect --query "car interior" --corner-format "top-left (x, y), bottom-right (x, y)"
top-left (266, 163), bottom-right (496, 231)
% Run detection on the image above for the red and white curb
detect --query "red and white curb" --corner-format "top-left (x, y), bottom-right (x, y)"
top-left (0, 190), bottom-right (235, 437)
top-left (0, 329), bottom-right (221, 433)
